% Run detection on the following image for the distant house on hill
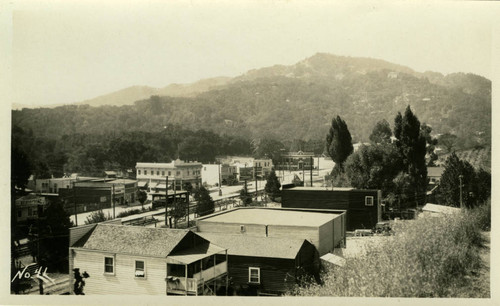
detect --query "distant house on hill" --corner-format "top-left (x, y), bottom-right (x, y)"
top-left (427, 167), bottom-right (444, 185)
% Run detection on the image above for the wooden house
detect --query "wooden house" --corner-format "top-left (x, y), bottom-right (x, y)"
top-left (196, 207), bottom-right (346, 256)
top-left (281, 187), bottom-right (382, 231)
top-left (198, 233), bottom-right (320, 296)
top-left (69, 224), bottom-right (228, 295)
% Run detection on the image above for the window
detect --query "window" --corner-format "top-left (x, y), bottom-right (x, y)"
top-left (138, 170), bottom-right (141, 175)
top-left (176, 171), bottom-right (180, 176)
top-left (162, 171), bottom-right (165, 176)
top-left (104, 256), bottom-right (114, 274)
top-left (168, 171), bottom-right (171, 176)
top-left (17, 210), bottom-right (22, 218)
top-left (365, 196), bottom-right (374, 206)
top-left (135, 260), bottom-right (145, 278)
top-left (157, 171), bottom-right (160, 175)
top-left (144, 170), bottom-right (148, 175)
top-left (187, 170), bottom-right (190, 175)
top-left (248, 267), bottom-right (260, 284)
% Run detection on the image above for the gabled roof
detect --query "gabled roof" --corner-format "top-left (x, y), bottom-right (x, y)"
top-left (197, 232), bottom-right (308, 259)
top-left (75, 224), bottom-right (192, 257)
top-left (168, 243), bottom-right (226, 264)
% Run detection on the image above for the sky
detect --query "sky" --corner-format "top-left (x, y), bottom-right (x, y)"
top-left (2, 0), bottom-right (499, 107)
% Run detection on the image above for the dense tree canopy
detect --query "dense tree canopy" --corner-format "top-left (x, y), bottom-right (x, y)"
top-left (369, 119), bottom-right (392, 144)
top-left (437, 153), bottom-right (490, 208)
top-left (343, 144), bottom-right (402, 197)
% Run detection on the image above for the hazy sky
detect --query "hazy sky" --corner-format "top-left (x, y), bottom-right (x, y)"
top-left (4, 0), bottom-right (499, 107)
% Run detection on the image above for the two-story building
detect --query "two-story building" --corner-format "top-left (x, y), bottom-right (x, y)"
top-left (58, 179), bottom-right (138, 215)
top-left (253, 159), bottom-right (273, 179)
top-left (201, 163), bottom-right (238, 187)
top-left (136, 160), bottom-right (202, 193)
top-left (279, 151), bottom-right (314, 171)
top-left (15, 194), bottom-right (48, 222)
top-left (69, 224), bottom-right (228, 295)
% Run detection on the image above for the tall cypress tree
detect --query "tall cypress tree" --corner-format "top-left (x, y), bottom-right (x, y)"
top-left (326, 115), bottom-right (353, 170)
top-left (393, 106), bottom-right (427, 205)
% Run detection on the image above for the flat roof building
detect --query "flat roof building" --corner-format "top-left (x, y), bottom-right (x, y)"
top-left (196, 207), bottom-right (346, 256)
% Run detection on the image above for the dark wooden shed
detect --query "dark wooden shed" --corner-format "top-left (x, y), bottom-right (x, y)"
top-left (198, 233), bottom-right (320, 296)
top-left (281, 187), bottom-right (381, 231)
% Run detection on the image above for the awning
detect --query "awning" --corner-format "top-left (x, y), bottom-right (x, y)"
top-left (137, 181), bottom-right (148, 188)
top-left (156, 183), bottom-right (167, 189)
top-left (167, 243), bottom-right (226, 265)
top-left (320, 253), bottom-right (346, 267)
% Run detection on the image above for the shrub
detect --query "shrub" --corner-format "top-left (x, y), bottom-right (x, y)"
top-left (116, 208), bottom-right (143, 218)
top-left (85, 210), bottom-right (111, 225)
top-left (291, 207), bottom-right (487, 297)
top-left (468, 199), bottom-right (491, 231)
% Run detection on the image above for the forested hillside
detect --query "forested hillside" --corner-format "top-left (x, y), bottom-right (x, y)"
top-left (12, 53), bottom-right (491, 176)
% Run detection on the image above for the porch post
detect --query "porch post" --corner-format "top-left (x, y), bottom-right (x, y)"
top-left (213, 255), bottom-right (216, 294)
top-left (225, 250), bottom-right (228, 296)
top-left (165, 263), bottom-right (169, 295)
top-left (185, 264), bottom-right (188, 296)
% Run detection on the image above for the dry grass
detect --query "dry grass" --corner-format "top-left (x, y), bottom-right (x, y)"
top-left (292, 203), bottom-right (490, 297)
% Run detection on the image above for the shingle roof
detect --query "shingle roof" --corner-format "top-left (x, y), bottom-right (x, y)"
top-left (197, 232), bottom-right (307, 259)
top-left (78, 224), bottom-right (190, 257)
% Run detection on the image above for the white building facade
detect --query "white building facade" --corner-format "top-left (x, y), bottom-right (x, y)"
top-left (136, 159), bottom-right (202, 193)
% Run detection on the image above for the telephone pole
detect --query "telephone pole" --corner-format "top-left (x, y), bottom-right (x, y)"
top-left (72, 181), bottom-right (78, 226)
top-left (459, 175), bottom-right (464, 209)
top-left (165, 176), bottom-right (168, 226)
top-left (112, 184), bottom-right (115, 219)
top-left (310, 156), bottom-right (313, 187)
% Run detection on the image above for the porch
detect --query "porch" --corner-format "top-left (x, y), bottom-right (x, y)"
top-left (166, 245), bottom-right (228, 295)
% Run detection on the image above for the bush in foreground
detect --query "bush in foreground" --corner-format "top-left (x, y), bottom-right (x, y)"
top-left (291, 204), bottom-right (488, 297)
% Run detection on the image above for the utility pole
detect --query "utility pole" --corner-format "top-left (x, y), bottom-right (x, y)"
top-left (255, 165), bottom-right (258, 202)
top-left (173, 180), bottom-right (177, 228)
top-left (72, 181), bottom-right (78, 226)
top-left (459, 175), bottom-right (464, 209)
top-left (218, 163), bottom-right (222, 196)
top-left (302, 162), bottom-right (305, 186)
top-left (310, 156), bottom-right (313, 187)
top-left (165, 176), bottom-right (168, 227)
top-left (112, 184), bottom-right (115, 219)
top-left (187, 190), bottom-right (190, 228)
